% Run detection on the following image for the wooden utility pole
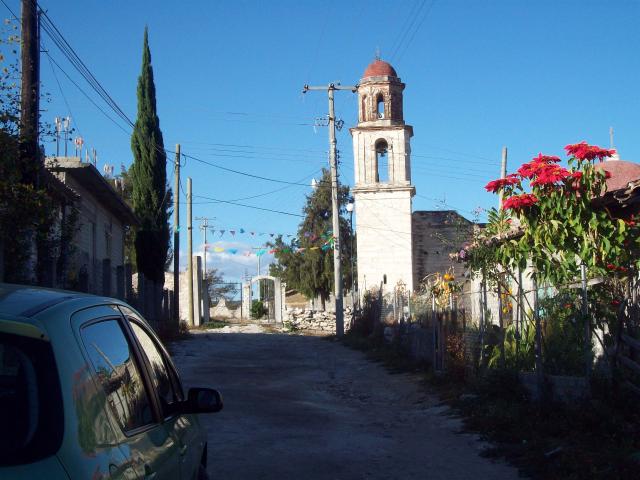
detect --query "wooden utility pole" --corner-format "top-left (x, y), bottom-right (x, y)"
top-left (187, 177), bottom-right (194, 326)
top-left (173, 145), bottom-right (181, 324)
top-left (19, 0), bottom-right (40, 186)
top-left (303, 83), bottom-right (356, 337)
top-left (498, 146), bottom-right (508, 206)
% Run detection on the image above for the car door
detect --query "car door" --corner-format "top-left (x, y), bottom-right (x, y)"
top-left (78, 313), bottom-right (182, 479)
top-left (120, 307), bottom-right (205, 480)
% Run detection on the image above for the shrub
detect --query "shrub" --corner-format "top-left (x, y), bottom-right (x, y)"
top-left (250, 299), bottom-right (267, 319)
top-left (349, 290), bottom-right (380, 336)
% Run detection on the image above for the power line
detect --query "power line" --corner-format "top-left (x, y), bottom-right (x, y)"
top-left (37, 7), bottom-right (134, 128)
top-left (390, 0), bottom-right (426, 61)
top-left (44, 50), bottom-right (82, 136)
top-left (395, 0), bottom-right (437, 63)
top-left (192, 194), bottom-right (304, 218)
top-left (190, 170), bottom-right (321, 205)
top-left (170, 140), bottom-right (327, 154)
top-left (43, 49), bottom-right (132, 134)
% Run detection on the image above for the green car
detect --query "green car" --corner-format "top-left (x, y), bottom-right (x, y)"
top-left (0, 283), bottom-right (222, 479)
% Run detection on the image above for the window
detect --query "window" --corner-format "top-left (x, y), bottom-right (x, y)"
top-left (81, 320), bottom-right (153, 432)
top-left (129, 321), bottom-right (182, 417)
top-left (0, 333), bottom-right (63, 465)
top-left (375, 139), bottom-right (389, 183)
top-left (376, 94), bottom-right (385, 118)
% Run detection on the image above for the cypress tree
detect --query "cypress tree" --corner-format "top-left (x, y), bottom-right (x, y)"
top-left (130, 27), bottom-right (171, 285)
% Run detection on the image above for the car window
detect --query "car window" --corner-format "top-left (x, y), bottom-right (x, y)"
top-left (129, 321), bottom-right (179, 416)
top-left (81, 319), bottom-right (154, 432)
top-left (0, 332), bottom-right (63, 466)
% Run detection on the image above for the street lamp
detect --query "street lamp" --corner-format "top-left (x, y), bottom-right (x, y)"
top-left (346, 200), bottom-right (356, 310)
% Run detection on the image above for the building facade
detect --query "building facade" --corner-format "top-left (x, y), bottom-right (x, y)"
top-left (47, 157), bottom-right (138, 297)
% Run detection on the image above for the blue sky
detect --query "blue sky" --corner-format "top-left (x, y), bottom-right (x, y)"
top-left (4, 0), bottom-right (639, 283)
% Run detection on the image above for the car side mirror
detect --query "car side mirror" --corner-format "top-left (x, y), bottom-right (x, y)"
top-left (179, 387), bottom-right (223, 414)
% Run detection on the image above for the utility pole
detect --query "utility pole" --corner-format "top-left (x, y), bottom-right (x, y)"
top-left (251, 246), bottom-right (268, 277)
top-left (173, 144), bottom-right (181, 324)
top-left (19, 0), bottom-right (40, 186)
top-left (498, 146), bottom-right (508, 206)
top-left (195, 217), bottom-right (216, 277)
top-left (303, 82), bottom-right (357, 337)
top-left (187, 177), bottom-right (194, 326)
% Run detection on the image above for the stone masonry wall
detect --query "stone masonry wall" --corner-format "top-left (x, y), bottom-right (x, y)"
top-left (283, 307), bottom-right (354, 333)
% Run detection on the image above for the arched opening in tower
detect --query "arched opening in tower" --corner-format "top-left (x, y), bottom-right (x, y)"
top-left (375, 139), bottom-right (389, 183)
top-left (376, 94), bottom-right (385, 119)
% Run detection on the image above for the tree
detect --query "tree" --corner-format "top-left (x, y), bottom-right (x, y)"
top-left (269, 168), bottom-right (354, 308)
top-left (0, 18), bottom-right (76, 285)
top-left (130, 27), bottom-right (171, 285)
top-left (206, 268), bottom-right (239, 304)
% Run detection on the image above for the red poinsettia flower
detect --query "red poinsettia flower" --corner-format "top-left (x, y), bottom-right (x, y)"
top-left (502, 193), bottom-right (538, 211)
top-left (484, 174), bottom-right (520, 193)
top-left (517, 153), bottom-right (561, 179)
top-left (532, 153), bottom-right (561, 163)
top-left (564, 142), bottom-right (616, 162)
top-left (530, 164), bottom-right (571, 186)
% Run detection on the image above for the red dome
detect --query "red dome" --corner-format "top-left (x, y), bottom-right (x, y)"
top-left (595, 160), bottom-right (640, 192)
top-left (362, 60), bottom-right (397, 78)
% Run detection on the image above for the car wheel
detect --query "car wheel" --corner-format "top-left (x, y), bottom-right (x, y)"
top-left (197, 464), bottom-right (210, 480)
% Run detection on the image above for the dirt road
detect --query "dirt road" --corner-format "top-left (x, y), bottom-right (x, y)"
top-left (170, 326), bottom-right (520, 480)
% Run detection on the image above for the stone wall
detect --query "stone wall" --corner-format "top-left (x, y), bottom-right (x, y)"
top-left (210, 298), bottom-right (242, 320)
top-left (283, 307), bottom-right (354, 333)
top-left (412, 210), bottom-right (474, 288)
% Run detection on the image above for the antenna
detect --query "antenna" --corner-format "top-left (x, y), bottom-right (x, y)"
top-left (63, 117), bottom-right (71, 156)
top-left (103, 163), bottom-right (114, 178)
top-left (610, 126), bottom-right (614, 149)
top-left (54, 117), bottom-right (62, 156)
top-left (74, 136), bottom-right (84, 157)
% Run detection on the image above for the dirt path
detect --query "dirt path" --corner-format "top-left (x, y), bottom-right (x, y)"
top-left (170, 327), bottom-right (521, 479)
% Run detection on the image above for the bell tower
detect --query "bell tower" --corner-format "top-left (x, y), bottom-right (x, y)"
top-left (351, 59), bottom-right (415, 294)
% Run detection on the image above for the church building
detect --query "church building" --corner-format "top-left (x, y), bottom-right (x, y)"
top-left (351, 59), bottom-right (472, 296)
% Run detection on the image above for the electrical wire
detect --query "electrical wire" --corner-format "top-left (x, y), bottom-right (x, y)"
top-left (191, 194), bottom-right (304, 218)
top-left (390, 0), bottom-right (427, 61)
top-left (395, 0), bottom-right (437, 63)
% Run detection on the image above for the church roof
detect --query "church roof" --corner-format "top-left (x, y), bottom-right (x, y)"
top-left (595, 158), bottom-right (640, 192)
top-left (362, 59), bottom-right (397, 78)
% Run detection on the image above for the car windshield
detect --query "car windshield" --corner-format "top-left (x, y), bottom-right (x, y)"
top-left (0, 332), bottom-right (63, 465)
